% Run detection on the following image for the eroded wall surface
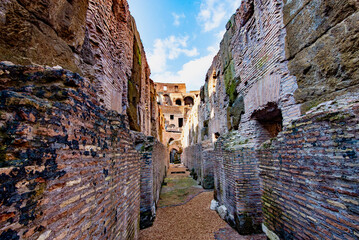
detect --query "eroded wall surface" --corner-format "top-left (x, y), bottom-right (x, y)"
top-left (0, 0), bottom-right (169, 239)
top-left (182, 140), bottom-right (215, 189)
top-left (0, 64), bottom-right (141, 240)
top-left (0, 0), bottom-right (155, 137)
top-left (260, 97), bottom-right (359, 239)
top-left (183, 0), bottom-right (359, 238)
top-left (284, 0), bottom-right (359, 113)
top-left (0, 0), bottom-right (89, 73)
top-left (132, 133), bottom-right (168, 229)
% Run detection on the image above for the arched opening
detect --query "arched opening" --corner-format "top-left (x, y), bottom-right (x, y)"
top-left (184, 96), bottom-right (194, 106)
top-left (175, 99), bottom-right (182, 106)
top-left (163, 94), bottom-right (172, 105)
top-left (251, 102), bottom-right (283, 144)
top-left (170, 149), bottom-right (181, 164)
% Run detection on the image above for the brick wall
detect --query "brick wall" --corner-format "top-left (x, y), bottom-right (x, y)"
top-left (135, 134), bottom-right (168, 229)
top-left (183, 144), bottom-right (202, 182)
top-left (182, 1), bottom-right (359, 238)
top-left (0, 0), bottom-right (155, 137)
top-left (259, 98), bottom-right (359, 240)
top-left (213, 142), bottom-right (262, 235)
top-left (201, 147), bottom-right (215, 189)
top-left (211, 96), bottom-right (359, 239)
top-left (0, 63), bottom-right (141, 240)
top-left (182, 141), bottom-right (215, 189)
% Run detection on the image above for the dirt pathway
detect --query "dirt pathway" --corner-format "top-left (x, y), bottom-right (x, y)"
top-left (139, 164), bottom-right (266, 240)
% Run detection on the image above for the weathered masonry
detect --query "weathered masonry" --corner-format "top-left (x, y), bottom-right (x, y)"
top-left (182, 0), bottom-right (359, 239)
top-left (0, 64), bottom-right (141, 239)
top-left (132, 132), bottom-right (168, 229)
top-left (0, 0), bottom-right (168, 239)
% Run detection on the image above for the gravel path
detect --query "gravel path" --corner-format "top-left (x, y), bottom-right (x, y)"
top-left (140, 165), bottom-right (267, 240)
top-left (139, 191), bottom-right (229, 240)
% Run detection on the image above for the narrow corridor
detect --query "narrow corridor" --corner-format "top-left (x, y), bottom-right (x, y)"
top-left (139, 164), bottom-right (267, 240)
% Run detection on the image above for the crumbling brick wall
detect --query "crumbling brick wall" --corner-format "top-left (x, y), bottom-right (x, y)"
top-left (0, 0), bottom-right (155, 137)
top-left (182, 0), bottom-right (359, 238)
top-left (133, 133), bottom-right (168, 229)
top-left (260, 98), bottom-right (359, 239)
top-left (0, 63), bottom-right (141, 240)
top-left (213, 143), bottom-right (262, 235)
top-left (182, 141), bottom-right (215, 189)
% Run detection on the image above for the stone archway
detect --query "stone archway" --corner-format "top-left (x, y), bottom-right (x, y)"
top-left (184, 96), bottom-right (194, 106)
top-left (169, 148), bottom-right (181, 164)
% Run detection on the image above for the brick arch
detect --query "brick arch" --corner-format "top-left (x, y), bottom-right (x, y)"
top-left (184, 96), bottom-right (194, 106)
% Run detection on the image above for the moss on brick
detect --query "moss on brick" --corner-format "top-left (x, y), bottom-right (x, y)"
top-left (315, 112), bottom-right (353, 123)
top-left (135, 42), bottom-right (142, 66)
top-left (224, 61), bottom-right (241, 106)
top-left (301, 99), bottom-right (322, 113)
top-left (256, 54), bottom-right (268, 70)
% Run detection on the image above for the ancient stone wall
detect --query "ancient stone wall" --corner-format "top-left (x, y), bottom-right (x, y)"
top-left (133, 133), bottom-right (168, 229)
top-left (82, 0), bottom-right (152, 134)
top-left (182, 0), bottom-right (359, 238)
top-left (0, 0), bottom-right (168, 238)
top-left (0, 0), bottom-right (89, 73)
top-left (0, 64), bottom-right (141, 240)
top-left (260, 97), bottom-right (359, 240)
top-left (284, 0), bottom-right (359, 113)
top-left (182, 141), bottom-right (215, 189)
top-left (0, 0), bottom-right (155, 137)
top-left (183, 0), bottom-right (301, 149)
top-left (213, 143), bottom-right (262, 235)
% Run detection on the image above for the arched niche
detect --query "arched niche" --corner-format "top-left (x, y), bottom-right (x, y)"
top-left (184, 96), bottom-right (194, 106)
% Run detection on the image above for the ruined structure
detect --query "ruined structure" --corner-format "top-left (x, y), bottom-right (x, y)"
top-left (0, 0), bottom-right (168, 239)
top-left (0, 0), bottom-right (358, 239)
top-left (183, 0), bottom-right (359, 239)
top-left (155, 83), bottom-right (199, 163)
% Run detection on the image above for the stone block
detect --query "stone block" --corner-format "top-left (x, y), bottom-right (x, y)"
top-left (218, 205), bottom-right (228, 219)
top-left (210, 199), bottom-right (219, 211)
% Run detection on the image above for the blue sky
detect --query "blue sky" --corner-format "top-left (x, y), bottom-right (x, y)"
top-left (127, 0), bottom-right (242, 91)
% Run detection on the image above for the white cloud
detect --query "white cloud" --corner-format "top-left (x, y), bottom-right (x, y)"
top-left (151, 47), bottom-right (217, 91)
top-left (172, 13), bottom-right (185, 26)
top-left (197, 0), bottom-right (242, 32)
top-left (216, 30), bottom-right (226, 41)
top-left (148, 35), bottom-right (199, 74)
